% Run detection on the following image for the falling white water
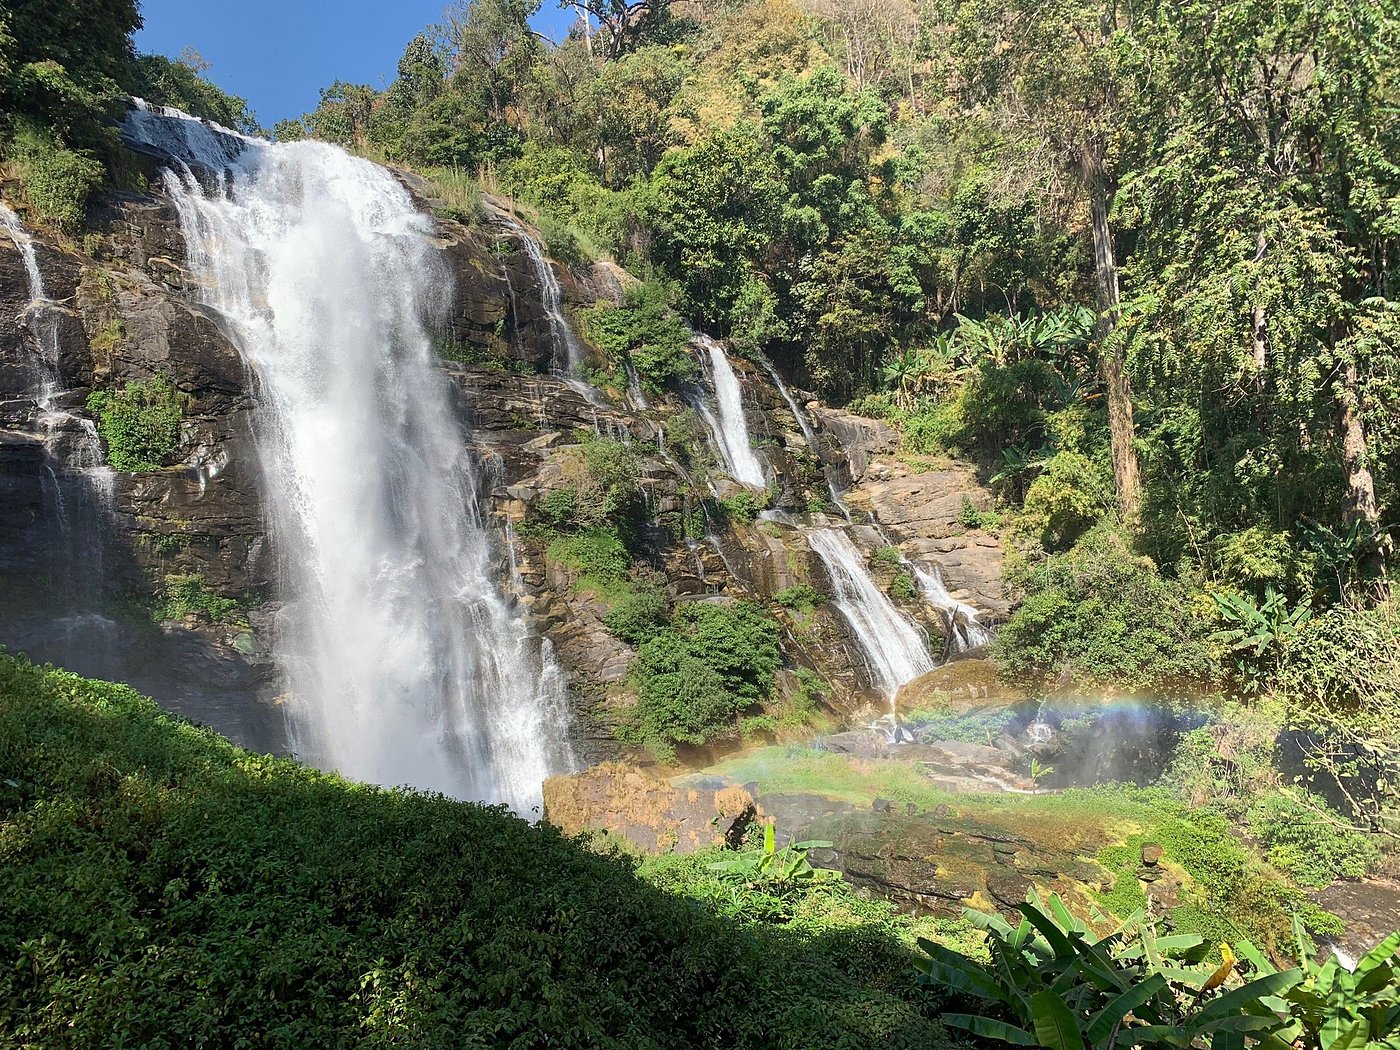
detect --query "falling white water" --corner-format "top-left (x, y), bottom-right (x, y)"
top-left (913, 563), bottom-right (992, 651)
top-left (756, 356), bottom-right (852, 518)
top-left (807, 528), bottom-right (934, 700)
top-left (492, 212), bottom-right (605, 406)
top-left (0, 202), bottom-right (115, 585)
top-left (693, 335), bottom-right (766, 487)
top-left (123, 104), bottom-right (570, 810)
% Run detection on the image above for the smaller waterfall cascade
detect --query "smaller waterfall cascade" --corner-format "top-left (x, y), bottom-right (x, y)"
top-left (913, 564), bottom-right (991, 651)
top-left (756, 356), bottom-right (851, 519)
top-left (807, 527), bottom-right (935, 701)
top-left (495, 213), bottom-right (604, 406)
top-left (0, 203), bottom-right (115, 593)
top-left (124, 103), bottom-right (571, 811)
top-left (693, 335), bottom-right (766, 487)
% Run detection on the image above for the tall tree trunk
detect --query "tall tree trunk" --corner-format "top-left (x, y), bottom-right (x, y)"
top-left (1082, 147), bottom-right (1141, 520)
top-left (1338, 362), bottom-right (1378, 524)
top-left (1336, 358), bottom-right (1389, 582)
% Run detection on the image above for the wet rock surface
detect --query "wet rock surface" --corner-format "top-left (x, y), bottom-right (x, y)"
top-left (762, 793), bottom-right (1101, 914)
top-left (847, 458), bottom-right (1008, 619)
top-left (3, 162), bottom-right (1003, 769)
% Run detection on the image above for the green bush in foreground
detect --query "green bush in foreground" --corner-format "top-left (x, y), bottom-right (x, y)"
top-left (0, 652), bottom-right (946, 1048)
top-left (86, 373), bottom-right (185, 471)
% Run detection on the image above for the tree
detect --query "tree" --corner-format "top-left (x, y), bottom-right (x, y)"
top-left (446, 0), bottom-right (543, 122)
top-left (562, 0), bottom-right (672, 61)
top-left (1118, 0), bottom-right (1400, 576)
top-left (949, 0), bottom-right (1144, 518)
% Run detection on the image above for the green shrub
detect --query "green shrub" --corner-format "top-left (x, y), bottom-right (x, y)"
top-left (9, 121), bottom-right (104, 232)
top-left (534, 486), bottom-right (577, 531)
top-left (604, 587), bottom-right (670, 646)
top-left (0, 652), bottom-right (947, 1047)
top-left (1245, 792), bottom-right (1380, 888)
top-left (548, 528), bottom-right (630, 591)
top-left (718, 489), bottom-right (767, 524)
top-left (775, 583), bottom-right (824, 611)
top-left (1017, 450), bottom-right (1113, 550)
top-left (994, 526), bottom-right (1215, 693)
top-left (1270, 601), bottom-right (1400, 824)
top-left (86, 374), bottom-right (185, 471)
top-left (576, 432), bottom-right (641, 527)
top-left (890, 572), bottom-right (917, 601)
top-left (156, 573), bottom-right (241, 623)
top-left (900, 399), bottom-right (965, 456)
top-left (580, 280), bottom-right (695, 393)
top-left (622, 601), bottom-right (782, 757)
top-left (873, 545), bottom-right (903, 567)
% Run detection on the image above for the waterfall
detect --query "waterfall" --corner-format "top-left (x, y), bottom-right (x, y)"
top-left (493, 212), bottom-right (604, 406)
top-left (123, 104), bottom-right (570, 811)
top-left (692, 334), bottom-right (765, 487)
top-left (755, 355), bottom-right (852, 518)
top-left (807, 528), bottom-right (934, 701)
top-left (912, 563), bottom-right (992, 651)
top-left (0, 203), bottom-right (116, 645)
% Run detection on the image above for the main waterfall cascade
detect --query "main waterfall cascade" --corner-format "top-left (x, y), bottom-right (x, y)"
top-left (123, 103), bottom-right (571, 810)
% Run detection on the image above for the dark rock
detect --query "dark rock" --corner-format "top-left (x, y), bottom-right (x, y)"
top-left (873, 798), bottom-right (892, 814)
top-left (1141, 843), bottom-right (1165, 867)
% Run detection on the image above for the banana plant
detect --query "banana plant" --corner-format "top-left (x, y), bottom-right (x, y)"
top-left (1211, 587), bottom-right (1312, 657)
top-left (707, 822), bottom-right (835, 889)
top-left (1234, 918), bottom-right (1400, 1050)
top-left (915, 890), bottom-right (1302, 1049)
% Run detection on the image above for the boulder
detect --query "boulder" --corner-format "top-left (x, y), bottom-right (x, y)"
top-left (542, 762), bottom-right (756, 853)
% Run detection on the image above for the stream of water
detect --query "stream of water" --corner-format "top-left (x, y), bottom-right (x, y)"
top-left (692, 334), bottom-right (766, 487)
top-left (0, 202), bottom-right (119, 668)
top-left (697, 338), bottom-right (935, 700)
top-left (123, 102), bottom-right (571, 811)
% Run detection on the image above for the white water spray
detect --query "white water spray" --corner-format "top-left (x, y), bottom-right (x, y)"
top-left (0, 202), bottom-right (115, 588)
top-left (912, 563), bottom-right (992, 651)
top-left (693, 335), bottom-right (765, 487)
top-left (807, 528), bottom-right (934, 700)
top-left (123, 103), bottom-right (570, 810)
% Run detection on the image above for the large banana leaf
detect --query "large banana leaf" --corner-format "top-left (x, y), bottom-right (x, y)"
top-left (1030, 991), bottom-right (1086, 1050)
top-left (945, 1013), bottom-right (1039, 1046)
top-left (1084, 974), bottom-right (1171, 1044)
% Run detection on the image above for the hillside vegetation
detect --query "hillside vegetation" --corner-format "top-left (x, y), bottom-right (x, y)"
top-left (0, 651), bottom-right (953, 1047)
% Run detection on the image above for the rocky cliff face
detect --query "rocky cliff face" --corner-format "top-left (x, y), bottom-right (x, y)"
top-left (0, 149), bottom-right (1004, 767)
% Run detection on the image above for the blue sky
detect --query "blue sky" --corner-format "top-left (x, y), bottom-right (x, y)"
top-left (134, 1), bottom-right (576, 127)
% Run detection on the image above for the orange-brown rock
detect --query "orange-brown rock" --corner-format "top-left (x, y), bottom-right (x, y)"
top-left (542, 763), bottom-right (755, 853)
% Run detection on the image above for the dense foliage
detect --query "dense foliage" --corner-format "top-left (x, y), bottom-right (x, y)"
top-left (0, 652), bottom-right (949, 1047)
top-left (0, 6), bottom-right (253, 228)
top-left (918, 891), bottom-right (1400, 1050)
top-left (994, 527), bottom-right (1213, 694)
top-left (86, 373), bottom-right (185, 471)
top-left (623, 599), bottom-right (783, 759)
